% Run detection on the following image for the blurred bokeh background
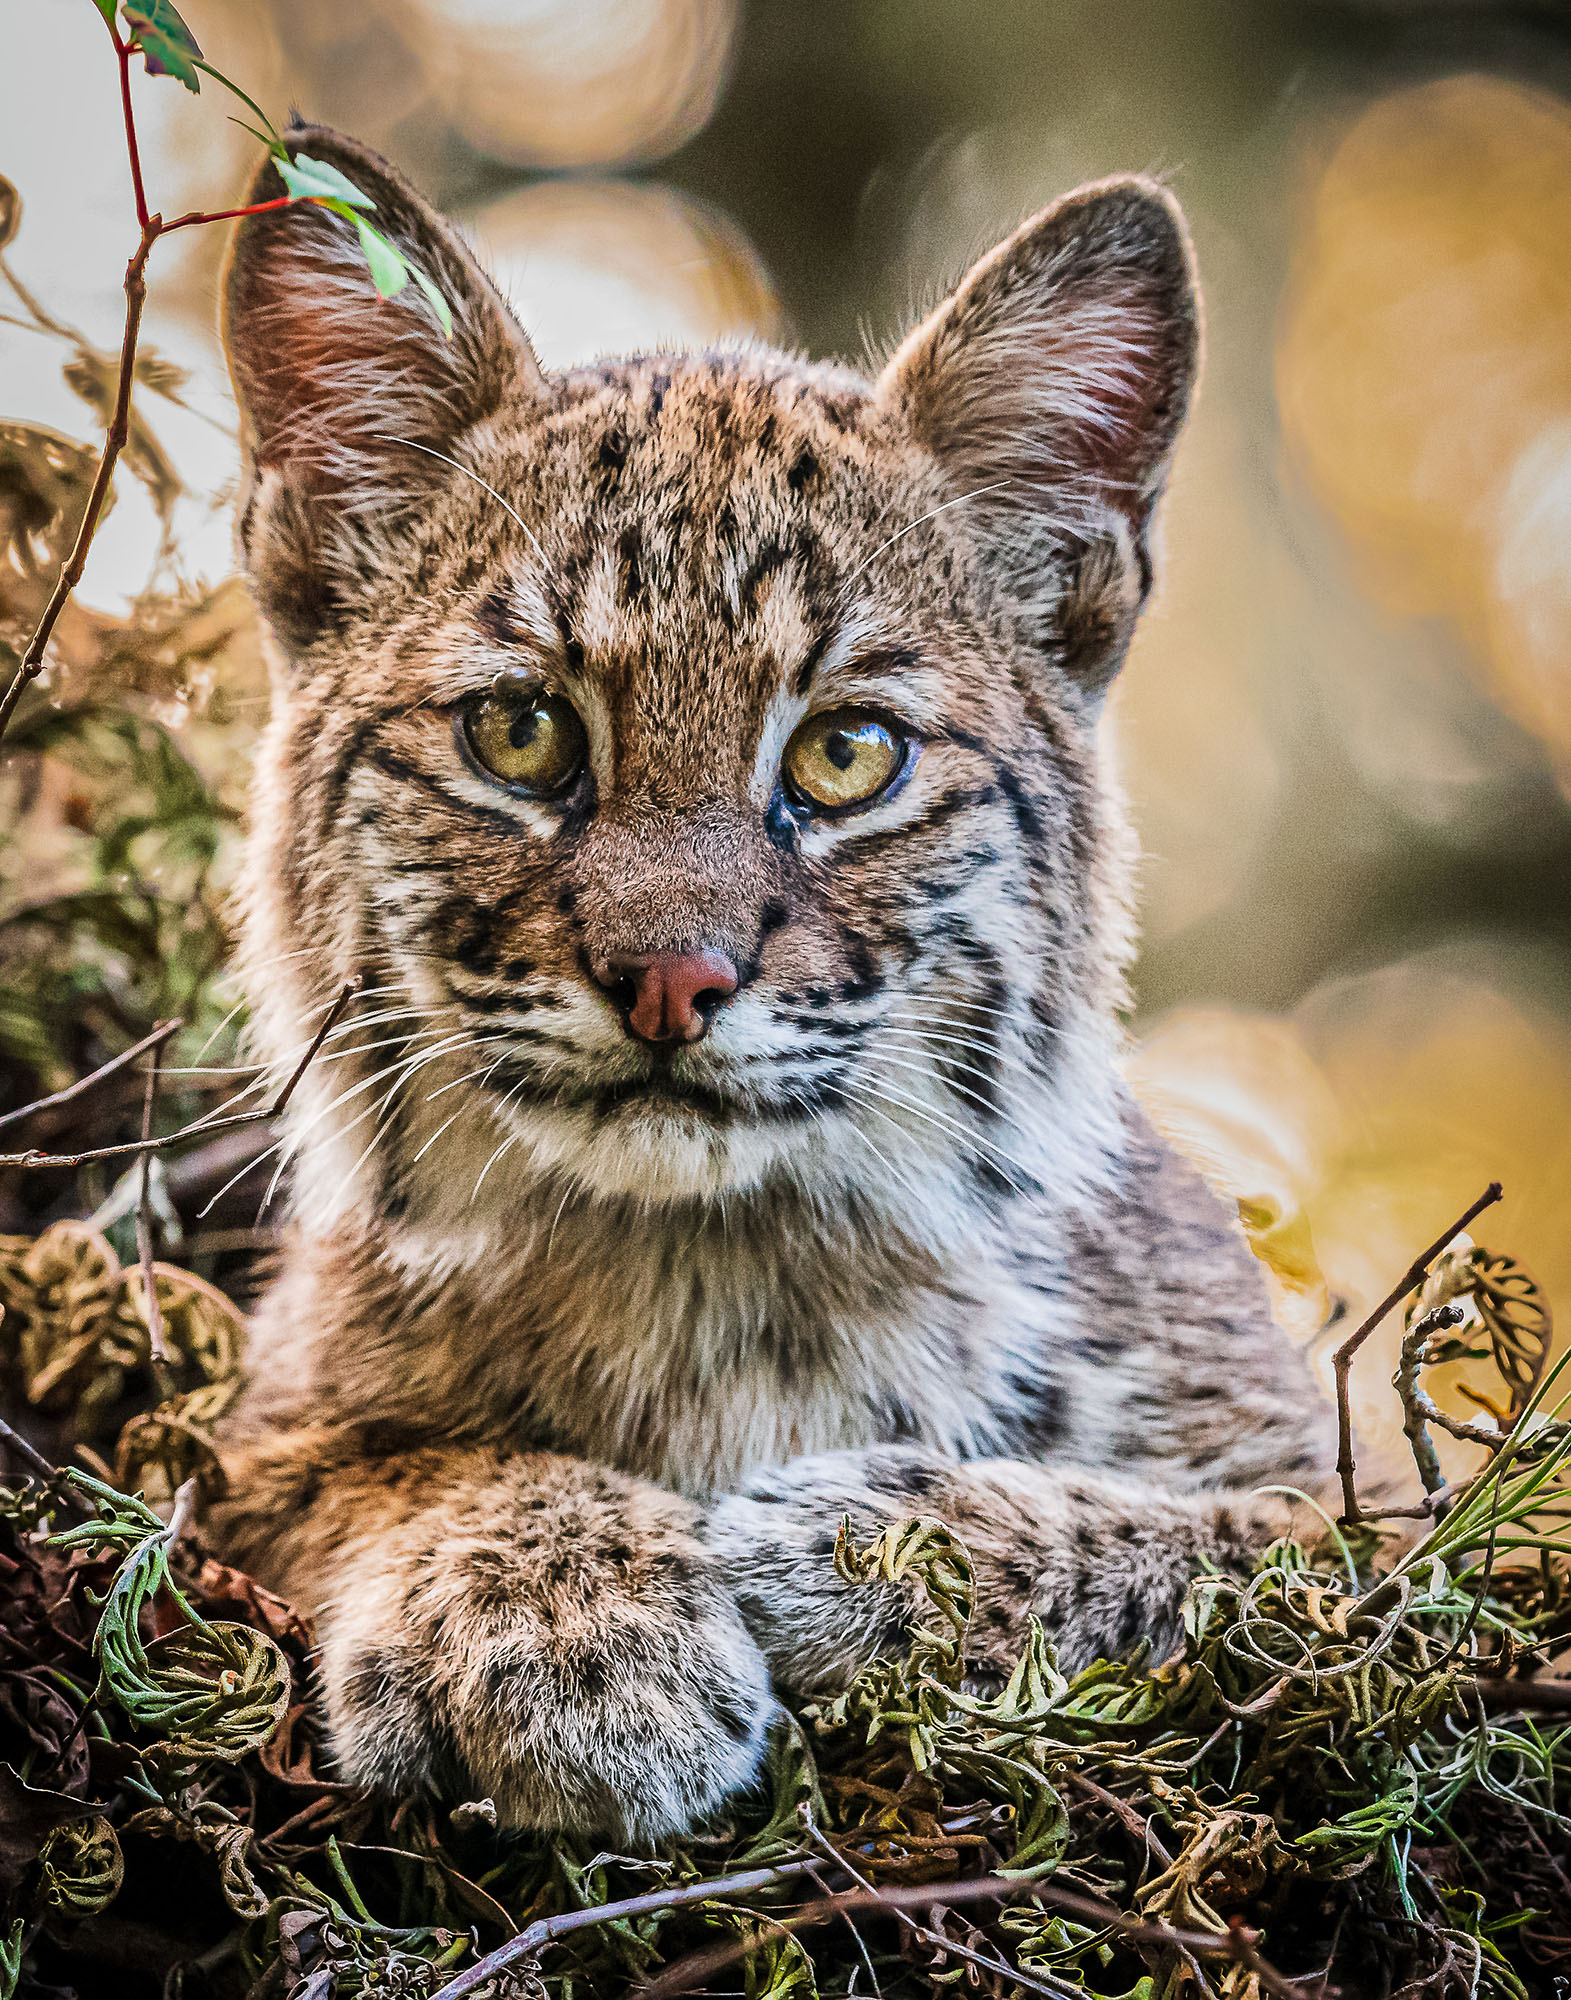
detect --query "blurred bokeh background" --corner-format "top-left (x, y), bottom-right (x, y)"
top-left (3, 0), bottom-right (1569, 1464)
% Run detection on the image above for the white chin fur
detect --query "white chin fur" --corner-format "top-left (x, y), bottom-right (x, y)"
top-left (506, 1098), bottom-right (791, 1203)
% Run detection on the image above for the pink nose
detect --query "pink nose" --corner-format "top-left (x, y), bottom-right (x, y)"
top-left (591, 948), bottom-right (740, 1044)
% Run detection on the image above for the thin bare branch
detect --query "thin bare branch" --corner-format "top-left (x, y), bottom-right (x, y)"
top-left (0, 1414), bottom-right (60, 1485)
top-left (0, 977), bottom-right (361, 1172)
top-left (800, 1811), bottom-right (1079, 2000)
top-left (112, 20), bottom-right (151, 232)
top-left (135, 1037), bottom-right (172, 1369)
top-left (0, 222), bottom-right (154, 740)
top-left (1333, 1182), bottom-right (1503, 1525)
top-left (1466, 1677), bottom-right (1571, 1714)
top-left (0, 9), bottom-right (338, 749)
top-left (635, 1873), bottom-right (1307, 2000)
top-left (0, 1019), bottom-right (179, 1137)
top-left (427, 1861), bottom-right (817, 2000)
top-left (270, 976), bottom-right (364, 1114)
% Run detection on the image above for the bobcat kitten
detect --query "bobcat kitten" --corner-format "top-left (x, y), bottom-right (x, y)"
top-left (216, 127), bottom-right (1332, 1842)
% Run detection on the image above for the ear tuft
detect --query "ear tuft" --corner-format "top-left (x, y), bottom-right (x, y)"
top-left (222, 126), bottom-right (543, 651)
top-left (880, 177), bottom-right (1200, 695)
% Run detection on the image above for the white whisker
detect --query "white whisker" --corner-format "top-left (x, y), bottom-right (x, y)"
top-left (866, 1045), bottom-right (1015, 1124)
top-left (831, 479), bottom-right (1013, 609)
top-left (373, 435), bottom-right (554, 575)
top-left (876, 1024), bottom-right (1020, 1069)
top-left (249, 1028), bottom-right (473, 1213)
top-left (423, 1044), bottom-right (514, 1102)
top-left (331, 1035), bottom-right (493, 1201)
top-left (843, 1075), bottom-right (1035, 1196)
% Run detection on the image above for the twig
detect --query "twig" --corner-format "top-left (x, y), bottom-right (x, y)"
top-left (1466, 1677), bottom-right (1571, 1714)
top-left (1333, 1182), bottom-right (1503, 1526)
top-left (635, 1874), bottom-right (1308, 2000)
top-left (114, 25), bottom-right (150, 232)
top-left (0, 977), bottom-right (361, 1172)
top-left (1065, 1770), bottom-right (1175, 1869)
top-left (0, 216), bottom-right (153, 740)
top-left (426, 1861), bottom-right (817, 2000)
top-left (0, 1414), bottom-right (61, 1486)
top-left (635, 1877), bottom-right (1042, 2000)
top-left (799, 1859), bottom-right (885, 2000)
top-left (1394, 1305), bottom-right (1506, 1516)
top-left (0, 1020), bottom-right (180, 1137)
top-left (135, 1036), bottom-right (171, 1369)
top-left (158, 196), bottom-right (297, 236)
top-left (1357, 1486), bottom-right (1455, 1523)
top-left (801, 1810), bottom-right (1079, 2000)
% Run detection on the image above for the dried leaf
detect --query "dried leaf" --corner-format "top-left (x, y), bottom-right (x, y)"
top-left (0, 1763), bottom-right (97, 1899)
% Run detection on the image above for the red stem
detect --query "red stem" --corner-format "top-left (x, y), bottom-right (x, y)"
top-left (115, 30), bottom-right (152, 232)
top-left (159, 194), bottom-right (299, 236)
top-left (0, 27), bottom-right (314, 751)
top-left (0, 223), bottom-right (155, 741)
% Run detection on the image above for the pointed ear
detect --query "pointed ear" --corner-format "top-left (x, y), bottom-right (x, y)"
top-left (879, 178), bottom-right (1200, 697)
top-left (223, 125), bottom-right (544, 651)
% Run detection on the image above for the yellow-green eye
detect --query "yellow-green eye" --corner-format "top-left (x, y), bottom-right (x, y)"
top-left (782, 709), bottom-right (904, 813)
top-left (463, 681), bottom-right (587, 796)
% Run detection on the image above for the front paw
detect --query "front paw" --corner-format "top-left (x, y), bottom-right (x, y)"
top-left (319, 1462), bottom-right (773, 1843)
top-left (708, 1448), bottom-right (1282, 1689)
top-left (706, 1448), bottom-right (946, 1696)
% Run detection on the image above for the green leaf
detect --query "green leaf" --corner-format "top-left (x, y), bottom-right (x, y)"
top-left (352, 218), bottom-right (410, 301)
top-left (121, 0), bottom-right (203, 93)
top-left (410, 260), bottom-right (454, 339)
top-left (192, 58), bottom-right (280, 145)
top-left (274, 153), bottom-right (375, 210)
top-left (89, 0), bottom-right (117, 25)
top-left (273, 155), bottom-right (448, 327)
top-left (226, 117), bottom-right (279, 153)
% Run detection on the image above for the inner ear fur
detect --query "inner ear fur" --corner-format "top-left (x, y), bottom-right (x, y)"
top-left (880, 177), bottom-right (1201, 696)
top-left (223, 124), bottom-right (542, 651)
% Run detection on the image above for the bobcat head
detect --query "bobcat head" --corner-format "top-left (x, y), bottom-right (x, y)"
top-left (224, 130), bottom-right (1198, 1239)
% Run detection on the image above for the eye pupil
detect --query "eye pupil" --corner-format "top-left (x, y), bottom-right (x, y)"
top-left (825, 731), bottom-right (856, 772)
top-left (508, 709), bottom-right (540, 750)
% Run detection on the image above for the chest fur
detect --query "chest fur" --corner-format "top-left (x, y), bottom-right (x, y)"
top-left (303, 1195), bottom-right (1083, 1499)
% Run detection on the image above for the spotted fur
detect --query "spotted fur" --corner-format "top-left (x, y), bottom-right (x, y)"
top-left (215, 126), bottom-right (1334, 1840)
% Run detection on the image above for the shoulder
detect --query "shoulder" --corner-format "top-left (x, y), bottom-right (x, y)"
top-left (1055, 1091), bottom-right (1335, 1489)
top-left (1066, 1092), bottom-right (1271, 1335)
